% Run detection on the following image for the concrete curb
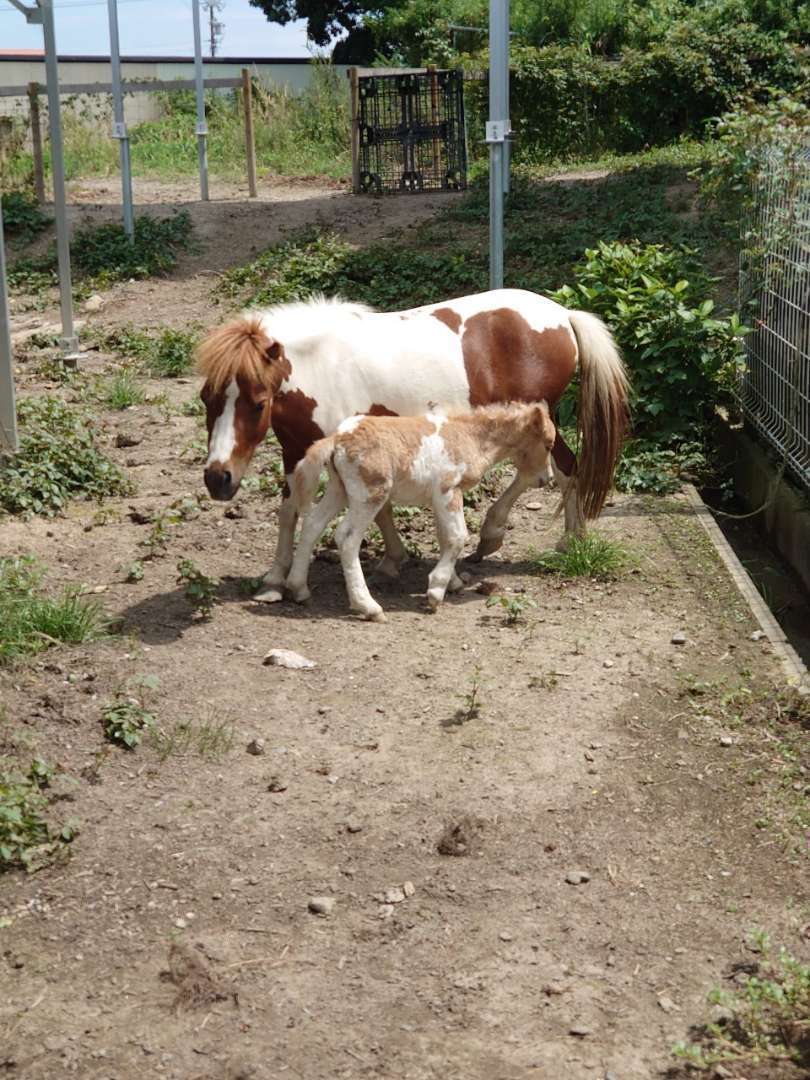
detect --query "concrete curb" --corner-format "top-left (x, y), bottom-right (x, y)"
top-left (684, 484), bottom-right (809, 691)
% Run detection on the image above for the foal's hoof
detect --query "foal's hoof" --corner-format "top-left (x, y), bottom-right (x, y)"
top-left (289, 588), bottom-right (311, 605)
top-left (472, 534), bottom-right (504, 560)
top-left (363, 609), bottom-right (387, 623)
top-left (376, 556), bottom-right (403, 580)
top-left (254, 586), bottom-right (284, 603)
top-left (426, 589), bottom-right (444, 611)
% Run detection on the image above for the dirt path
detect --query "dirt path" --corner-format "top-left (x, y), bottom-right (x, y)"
top-left (1, 181), bottom-right (808, 1080)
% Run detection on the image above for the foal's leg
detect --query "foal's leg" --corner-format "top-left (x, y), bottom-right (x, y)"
top-left (285, 476), bottom-right (347, 603)
top-left (471, 468), bottom-right (536, 561)
top-left (256, 477), bottom-right (298, 603)
top-left (336, 499), bottom-right (388, 622)
top-left (374, 501), bottom-right (407, 579)
top-left (550, 431), bottom-right (585, 550)
top-left (427, 491), bottom-right (468, 610)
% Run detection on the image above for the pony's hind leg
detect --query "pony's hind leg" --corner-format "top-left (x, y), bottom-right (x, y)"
top-left (285, 473), bottom-right (346, 604)
top-left (374, 501), bottom-right (407, 579)
top-left (427, 492), bottom-right (468, 609)
top-left (551, 432), bottom-right (585, 550)
top-left (255, 477), bottom-right (298, 603)
top-left (336, 499), bottom-right (388, 622)
top-left (471, 468), bottom-right (536, 561)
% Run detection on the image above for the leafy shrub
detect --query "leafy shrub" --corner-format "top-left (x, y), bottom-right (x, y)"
top-left (2, 190), bottom-right (50, 243)
top-left (71, 211), bottom-right (194, 283)
top-left (616, 438), bottom-right (710, 494)
top-left (100, 324), bottom-right (197, 376)
top-left (0, 556), bottom-right (108, 664)
top-left (0, 396), bottom-right (132, 516)
top-left (176, 559), bottom-right (219, 618)
top-left (0, 763), bottom-right (78, 871)
top-left (102, 675), bottom-right (159, 749)
top-left (219, 229), bottom-right (354, 306)
top-left (553, 241), bottom-right (746, 439)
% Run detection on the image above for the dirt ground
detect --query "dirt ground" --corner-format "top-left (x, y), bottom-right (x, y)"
top-left (2, 178), bottom-right (808, 1080)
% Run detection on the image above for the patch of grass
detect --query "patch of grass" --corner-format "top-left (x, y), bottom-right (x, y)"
top-left (673, 944), bottom-right (810, 1070)
top-left (0, 557), bottom-right (109, 665)
top-left (176, 559), bottom-right (219, 618)
top-left (152, 709), bottom-right (235, 762)
top-left (0, 396), bottom-right (132, 516)
top-left (71, 212), bottom-right (194, 285)
top-left (528, 532), bottom-right (631, 579)
top-left (100, 324), bottom-right (198, 377)
top-left (102, 674), bottom-right (159, 749)
top-left (485, 593), bottom-right (537, 625)
top-left (101, 369), bottom-right (146, 410)
top-left (0, 762), bottom-right (78, 872)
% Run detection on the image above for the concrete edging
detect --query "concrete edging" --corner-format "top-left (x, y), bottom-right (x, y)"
top-left (684, 484), bottom-right (809, 691)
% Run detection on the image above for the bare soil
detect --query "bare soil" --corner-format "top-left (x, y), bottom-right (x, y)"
top-left (2, 178), bottom-right (808, 1080)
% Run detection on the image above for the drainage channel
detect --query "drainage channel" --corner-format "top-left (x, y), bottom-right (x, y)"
top-left (700, 488), bottom-right (810, 669)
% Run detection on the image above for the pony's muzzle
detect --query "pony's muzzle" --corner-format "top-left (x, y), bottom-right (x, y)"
top-left (204, 464), bottom-right (237, 501)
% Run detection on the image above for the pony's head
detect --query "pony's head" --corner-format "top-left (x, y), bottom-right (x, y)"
top-left (197, 316), bottom-right (290, 500)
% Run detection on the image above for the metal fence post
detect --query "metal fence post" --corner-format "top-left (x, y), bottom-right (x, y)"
top-left (107, 0), bottom-right (134, 239)
top-left (27, 82), bottom-right (46, 204)
top-left (192, 0), bottom-right (210, 201)
top-left (349, 67), bottom-right (360, 194)
top-left (39, 0), bottom-right (78, 356)
top-left (0, 197), bottom-right (19, 452)
top-left (241, 68), bottom-right (257, 198)
top-left (487, 0), bottom-right (509, 290)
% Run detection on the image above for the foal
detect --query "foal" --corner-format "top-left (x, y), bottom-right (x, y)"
top-left (285, 401), bottom-right (557, 622)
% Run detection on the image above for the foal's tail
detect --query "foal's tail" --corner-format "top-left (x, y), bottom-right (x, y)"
top-left (569, 310), bottom-right (630, 520)
top-left (293, 436), bottom-right (337, 509)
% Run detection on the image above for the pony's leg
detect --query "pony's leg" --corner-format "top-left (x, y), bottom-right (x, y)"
top-left (427, 493), bottom-right (468, 610)
top-left (471, 468), bottom-right (536, 561)
top-left (336, 501), bottom-right (388, 623)
top-left (551, 431), bottom-right (585, 550)
top-left (285, 479), bottom-right (347, 604)
top-left (255, 477), bottom-right (298, 602)
top-left (374, 501), bottom-right (407, 579)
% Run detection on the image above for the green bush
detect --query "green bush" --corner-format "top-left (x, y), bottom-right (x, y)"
top-left (553, 240), bottom-right (746, 439)
top-left (1, 190), bottom-right (50, 244)
top-left (71, 211), bottom-right (194, 283)
top-left (0, 763), bottom-right (77, 871)
top-left (0, 396), bottom-right (132, 516)
top-left (0, 556), bottom-right (108, 664)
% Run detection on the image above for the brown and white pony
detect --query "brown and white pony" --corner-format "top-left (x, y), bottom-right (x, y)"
top-left (197, 289), bottom-right (629, 602)
top-left (287, 401), bottom-right (557, 621)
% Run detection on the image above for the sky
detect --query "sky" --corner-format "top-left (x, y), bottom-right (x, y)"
top-left (0, 0), bottom-right (311, 58)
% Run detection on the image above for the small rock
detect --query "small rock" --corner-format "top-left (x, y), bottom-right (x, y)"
top-left (712, 1066), bottom-right (734, 1079)
top-left (525, 501), bottom-right (544, 511)
top-left (317, 705), bottom-right (331, 715)
top-left (308, 896), bottom-right (334, 917)
top-left (174, 918), bottom-right (187, 929)
top-left (403, 880), bottom-right (415, 898)
top-left (671, 631), bottom-right (687, 645)
top-left (750, 630), bottom-right (766, 642)
top-left (224, 505), bottom-right (244, 520)
top-left (115, 430), bottom-right (142, 448)
top-left (569, 1025), bottom-right (592, 1037)
top-left (382, 886), bottom-right (406, 904)
top-left (565, 871), bottom-right (590, 885)
top-left (602, 659), bottom-right (614, 669)
top-left (499, 930), bottom-right (514, 942)
top-left (345, 822), bottom-right (362, 833)
top-left (246, 738), bottom-right (265, 756)
top-left (657, 995), bottom-right (679, 1013)
top-left (83, 293), bottom-right (104, 313)
top-left (719, 735), bottom-right (734, 747)
top-left (266, 775), bottom-right (287, 792)
top-left (378, 903), bottom-right (394, 919)
top-left (263, 649), bottom-right (317, 670)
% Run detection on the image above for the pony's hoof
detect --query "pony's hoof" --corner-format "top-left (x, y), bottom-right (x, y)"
top-left (290, 588), bottom-right (311, 604)
top-left (376, 556), bottom-right (403, 580)
top-left (363, 609), bottom-right (387, 623)
top-left (473, 534), bottom-right (503, 560)
top-left (254, 587), bottom-right (284, 603)
top-left (426, 589), bottom-right (444, 611)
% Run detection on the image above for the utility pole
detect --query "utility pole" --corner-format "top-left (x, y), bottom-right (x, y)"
top-left (203, 0), bottom-right (224, 57)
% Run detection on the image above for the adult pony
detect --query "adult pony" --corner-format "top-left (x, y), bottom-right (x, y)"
top-left (197, 289), bottom-right (629, 602)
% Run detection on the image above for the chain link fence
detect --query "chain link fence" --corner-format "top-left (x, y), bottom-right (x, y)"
top-left (739, 147), bottom-right (810, 492)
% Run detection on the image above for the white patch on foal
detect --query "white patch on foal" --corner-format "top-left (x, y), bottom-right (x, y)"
top-left (408, 415), bottom-right (464, 494)
top-left (206, 378), bottom-right (239, 467)
top-left (337, 414), bottom-right (365, 436)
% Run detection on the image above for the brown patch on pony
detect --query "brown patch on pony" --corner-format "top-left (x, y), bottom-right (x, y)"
top-left (460, 309), bottom-right (577, 409)
top-left (432, 307), bottom-right (462, 334)
top-left (197, 316), bottom-right (289, 396)
top-left (272, 388), bottom-right (325, 475)
top-left (367, 403), bottom-right (398, 417)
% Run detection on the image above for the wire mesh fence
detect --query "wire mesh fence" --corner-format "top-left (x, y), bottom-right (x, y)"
top-left (357, 70), bottom-right (467, 194)
top-left (739, 147), bottom-right (810, 492)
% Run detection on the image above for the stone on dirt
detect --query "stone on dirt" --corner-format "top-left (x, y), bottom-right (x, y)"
top-left (263, 649), bottom-right (317, 670)
top-left (246, 738), bottom-right (265, 756)
top-left (115, 430), bottom-right (142, 448)
top-left (750, 629), bottom-right (766, 642)
top-left (565, 871), bottom-right (590, 885)
top-left (83, 293), bottom-right (104, 313)
top-left (671, 631), bottom-right (687, 645)
top-left (569, 1025), bottom-right (593, 1037)
top-left (308, 896), bottom-right (335, 916)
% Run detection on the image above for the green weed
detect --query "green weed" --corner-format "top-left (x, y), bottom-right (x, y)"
top-left (0, 763), bottom-right (78, 872)
top-left (1, 190), bottom-right (50, 244)
top-left (0, 396), bottom-right (132, 516)
top-left (71, 212), bottom-right (194, 284)
top-left (102, 674), bottom-right (159, 749)
top-left (176, 559), bottom-right (219, 618)
top-left (485, 593), bottom-right (537, 624)
top-left (0, 557), bottom-right (109, 664)
top-left (529, 532), bottom-right (631, 579)
top-left (101, 370), bottom-right (146, 410)
top-left (100, 324), bottom-right (198, 377)
top-left (152, 708), bottom-right (235, 762)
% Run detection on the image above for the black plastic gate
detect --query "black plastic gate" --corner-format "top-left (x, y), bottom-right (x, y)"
top-left (356, 69), bottom-right (467, 195)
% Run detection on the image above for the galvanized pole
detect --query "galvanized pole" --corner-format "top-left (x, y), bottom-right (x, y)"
top-left (40, 0), bottom-right (79, 354)
top-left (192, 0), bottom-right (210, 201)
top-left (0, 198), bottom-right (19, 452)
top-left (107, 0), bottom-right (134, 239)
top-left (487, 0), bottom-right (509, 289)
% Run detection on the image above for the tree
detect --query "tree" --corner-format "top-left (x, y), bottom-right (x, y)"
top-left (248, 0), bottom-right (373, 48)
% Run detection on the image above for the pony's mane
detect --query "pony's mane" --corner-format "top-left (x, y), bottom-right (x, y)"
top-left (197, 297), bottom-right (376, 394)
top-left (445, 400), bottom-right (550, 424)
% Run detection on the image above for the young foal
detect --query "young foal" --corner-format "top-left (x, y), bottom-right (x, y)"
top-left (285, 402), bottom-right (557, 622)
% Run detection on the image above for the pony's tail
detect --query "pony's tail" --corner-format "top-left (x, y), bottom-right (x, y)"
top-left (569, 310), bottom-right (630, 520)
top-left (293, 436), bottom-right (337, 510)
top-left (196, 315), bottom-right (272, 388)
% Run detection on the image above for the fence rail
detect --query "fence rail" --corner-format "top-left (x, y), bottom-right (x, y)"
top-left (739, 147), bottom-right (810, 493)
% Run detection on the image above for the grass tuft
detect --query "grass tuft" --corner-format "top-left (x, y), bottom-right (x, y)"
top-left (528, 532), bottom-right (631, 579)
top-left (101, 370), bottom-right (146, 410)
top-left (0, 557), bottom-right (109, 664)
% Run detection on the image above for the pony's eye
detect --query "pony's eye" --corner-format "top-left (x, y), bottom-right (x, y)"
top-left (254, 400), bottom-right (267, 413)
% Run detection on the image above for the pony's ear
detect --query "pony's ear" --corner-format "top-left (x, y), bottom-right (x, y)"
top-left (265, 341), bottom-right (282, 363)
